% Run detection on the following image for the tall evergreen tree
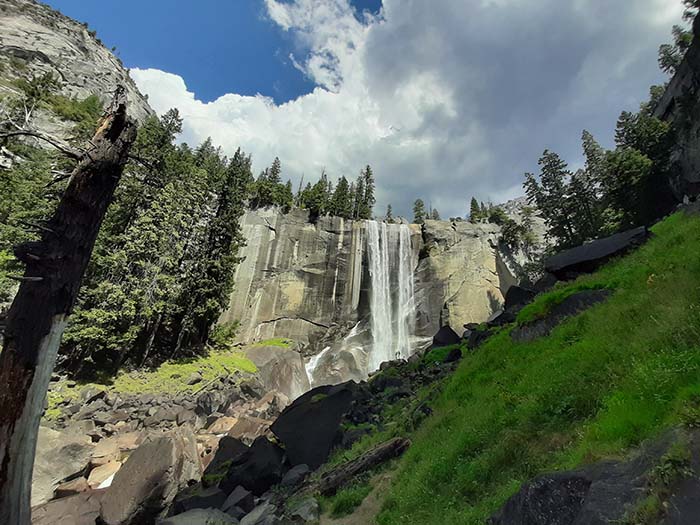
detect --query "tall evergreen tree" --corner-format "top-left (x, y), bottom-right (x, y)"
top-left (330, 176), bottom-right (353, 219)
top-left (469, 197), bottom-right (481, 223)
top-left (413, 199), bottom-right (426, 224)
top-left (385, 204), bottom-right (394, 223)
top-left (357, 165), bottom-right (375, 220)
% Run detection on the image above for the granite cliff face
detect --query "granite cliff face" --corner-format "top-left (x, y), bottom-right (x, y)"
top-left (0, 0), bottom-right (153, 127)
top-left (654, 15), bottom-right (700, 200)
top-left (222, 207), bottom-right (538, 390)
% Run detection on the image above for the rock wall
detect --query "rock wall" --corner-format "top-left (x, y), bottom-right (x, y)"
top-left (653, 15), bottom-right (700, 200)
top-left (0, 0), bottom-right (153, 127)
top-left (222, 208), bottom-right (529, 385)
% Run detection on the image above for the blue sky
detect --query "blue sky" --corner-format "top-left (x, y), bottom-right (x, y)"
top-left (44, 0), bottom-right (683, 218)
top-left (45, 0), bottom-right (381, 104)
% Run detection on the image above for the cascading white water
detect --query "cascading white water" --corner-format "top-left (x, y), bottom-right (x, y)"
top-left (366, 221), bottom-right (417, 370)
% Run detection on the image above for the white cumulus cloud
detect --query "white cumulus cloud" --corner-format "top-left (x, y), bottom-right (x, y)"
top-left (131, 0), bottom-right (683, 219)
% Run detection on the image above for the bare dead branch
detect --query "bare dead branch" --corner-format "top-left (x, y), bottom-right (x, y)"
top-left (0, 130), bottom-right (82, 159)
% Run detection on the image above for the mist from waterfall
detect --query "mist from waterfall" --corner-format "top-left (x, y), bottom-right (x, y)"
top-left (366, 221), bottom-right (417, 370)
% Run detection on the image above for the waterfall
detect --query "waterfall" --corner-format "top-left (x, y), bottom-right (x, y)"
top-left (366, 221), bottom-right (417, 370)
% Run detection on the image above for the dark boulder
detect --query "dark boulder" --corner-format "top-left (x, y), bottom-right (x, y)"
top-left (532, 272), bottom-right (559, 293)
top-left (431, 325), bottom-right (461, 348)
top-left (222, 485), bottom-right (255, 513)
top-left (32, 489), bottom-right (106, 525)
top-left (511, 289), bottom-right (611, 343)
top-left (486, 309), bottom-right (516, 327)
top-left (443, 347), bottom-right (462, 363)
top-left (504, 285), bottom-right (537, 312)
top-left (173, 484), bottom-right (227, 514)
top-left (545, 226), bottom-right (649, 280)
top-left (280, 464), bottom-right (310, 488)
top-left (219, 437), bottom-right (285, 496)
top-left (491, 430), bottom-right (695, 525)
top-left (270, 382), bottom-right (357, 470)
top-left (202, 436), bottom-right (249, 487)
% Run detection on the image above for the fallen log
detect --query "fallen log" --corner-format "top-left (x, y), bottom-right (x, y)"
top-left (311, 437), bottom-right (411, 496)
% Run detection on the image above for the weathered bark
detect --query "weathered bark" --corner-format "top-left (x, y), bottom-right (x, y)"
top-left (310, 437), bottom-right (411, 496)
top-left (0, 86), bottom-right (136, 525)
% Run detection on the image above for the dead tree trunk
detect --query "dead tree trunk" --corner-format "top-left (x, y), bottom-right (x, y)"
top-left (0, 86), bottom-right (136, 525)
top-left (311, 437), bottom-right (411, 496)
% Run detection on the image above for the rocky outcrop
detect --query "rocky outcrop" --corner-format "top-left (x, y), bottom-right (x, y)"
top-left (654, 14), bottom-right (700, 200)
top-left (490, 429), bottom-right (700, 525)
top-left (0, 0), bottom-right (152, 125)
top-left (99, 427), bottom-right (201, 525)
top-left (414, 220), bottom-right (518, 337)
top-left (32, 425), bottom-right (94, 507)
top-left (218, 206), bottom-right (545, 390)
top-left (544, 226), bottom-right (649, 280)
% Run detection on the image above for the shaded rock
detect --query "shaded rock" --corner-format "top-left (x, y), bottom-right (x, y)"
top-left (545, 226), bottom-right (649, 280)
top-left (490, 430), bottom-right (692, 525)
top-left (511, 289), bottom-right (611, 343)
top-left (270, 382), bottom-right (357, 469)
top-left (202, 436), bottom-right (249, 487)
top-left (143, 407), bottom-right (179, 427)
top-left (431, 325), bottom-right (461, 347)
top-left (443, 347), bottom-right (462, 363)
top-left (241, 502), bottom-right (278, 525)
top-left (54, 477), bottom-right (89, 499)
top-left (280, 464), bottom-right (310, 488)
top-left (173, 484), bottom-right (227, 513)
top-left (32, 426), bottom-right (93, 507)
top-left (157, 508), bottom-right (238, 525)
top-left (504, 285), bottom-right (537, 312)
top-left (31, 489), bottom-right (105, 525)
top-left (222, 485), bottom-right (255, 514)
top-left (176, 409), bottom-right (197, 426)
top-left (99, 427), bottom-right (201, 525)
top-left (486, 309), bottom-right (516, 327)
top-left (288, 497), bottom-right (319, 523)
top-left (532, 272), bottom-right (559, 293)
top-left (219, 437), bottom-right (285, 496)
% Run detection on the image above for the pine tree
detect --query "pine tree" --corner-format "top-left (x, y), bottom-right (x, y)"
top-left (469, 197), bottom-right (481, 223)
top-left (353, 176), bottom-right (365, 220)
top-left (357, 165), bottom-right (375, 220)
top-left (413, 199), bottom-right (426, 224)
top-left (385, 204), bottom-right (394, 223)
top-left (430, 208), bottom-right (441, 220)
top-left (330, 176), bottom-right (353, 219)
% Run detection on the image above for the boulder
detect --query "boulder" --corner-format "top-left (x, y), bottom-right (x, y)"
top-left (490, 429), bottom-right (696, 525)
top-left (202, 436), bottom-right (249, 486)
top-left (54, 477), bottom-right (89, 499)
top-left (87, 460), bottom-right (121, 489)
top-left (143, 407), bottom-right (179, 427)
top-left (503, 285), bottom-right (536, 312)
top-left (186, 372), bottom-right (203, 385)
top-left (32, 426), bottom-right (93, 507)
top-left (288, 497), bottom-right (319, 523)
top-left (172, 484), bottom-right (227, 513)
top-left (31, 489), bottom-right (106, 525)
top-left (228, 415), bottom-right (272, 443)
top-left (240, 502), bottom-right (278, 525)
top-left (511, 289), bottom-right (611, 343)
top-left (431, 325), bottom-right (461, 348)
top-left (156, 508), bottom-right (237, 525)
top-left (222, 485), bottom-right (255, 514)
top-left (544, 226), bottom-right (649, 280)
top-left (270, 382), bottom-right (357, 469)
top-left (90, 436), bottom-right (120, 467)
top-left (219, 437), bottom-right (286, 496)
top-left (245, 345), bottom-right (311, 400)
top-left (207, 416), bottom-right (239, 434)
top-left (280, 464), bottom-right (310, 488)
top-left (99, 427), bottom-right (201, 525)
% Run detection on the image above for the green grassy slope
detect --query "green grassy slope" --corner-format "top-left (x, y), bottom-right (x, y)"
top-left (377, 211), bottom-right (700, 524)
